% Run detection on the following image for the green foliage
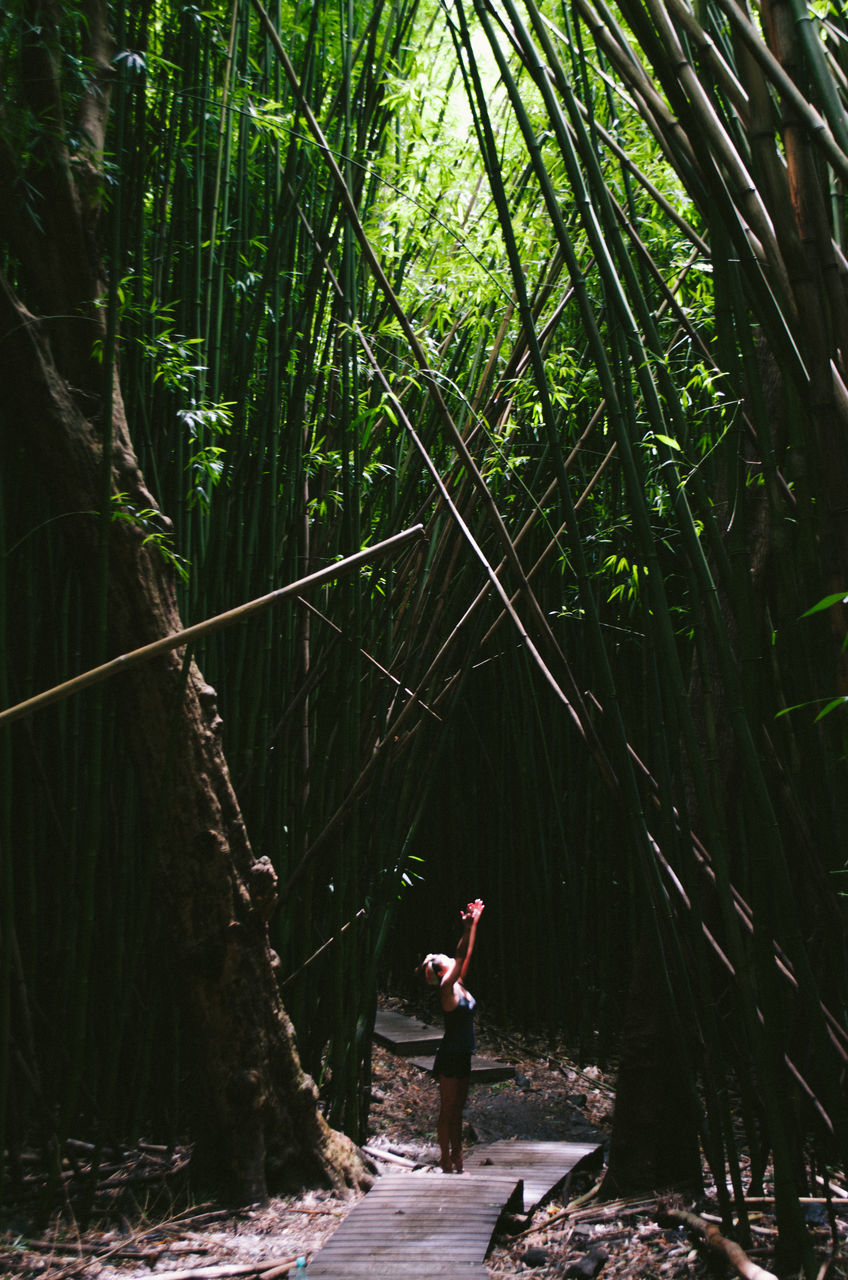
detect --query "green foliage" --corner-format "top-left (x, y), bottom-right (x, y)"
top-left (110, 493), bottom-right (192, 581)
top-left (802, 591), bottom-right (848, 620)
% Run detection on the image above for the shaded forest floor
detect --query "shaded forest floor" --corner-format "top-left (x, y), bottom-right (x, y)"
top-left (3, 997), bottom-right (847, 1279)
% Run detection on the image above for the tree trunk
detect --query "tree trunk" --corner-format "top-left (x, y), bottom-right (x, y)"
top-left (0, 0), bottom-right (368, 1204)
top-left (602, 925), bottom-right (703, 1197)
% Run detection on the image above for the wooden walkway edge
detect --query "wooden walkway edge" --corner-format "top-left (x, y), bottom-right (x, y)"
top-left (470, 1138), bottom-right (603, 1210)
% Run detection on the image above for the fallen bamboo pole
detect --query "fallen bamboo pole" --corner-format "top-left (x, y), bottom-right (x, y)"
top-left (0, 525), bottom-right (424, 728)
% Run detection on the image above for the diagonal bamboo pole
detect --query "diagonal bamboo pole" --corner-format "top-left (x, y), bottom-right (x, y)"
top-left (0, 525), bottom-right (425, 729)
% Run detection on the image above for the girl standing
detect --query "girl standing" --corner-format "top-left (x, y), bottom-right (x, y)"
top-left (421, 899), bottom-right (484, 1173)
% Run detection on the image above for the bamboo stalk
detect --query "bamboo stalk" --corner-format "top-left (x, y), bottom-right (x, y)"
top-left (0, 527), bottom-right (424, 728)
top-left (712, 0), bottom-right (848, 185)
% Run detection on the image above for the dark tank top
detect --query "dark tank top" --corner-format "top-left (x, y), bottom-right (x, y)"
top-left (442, 990), bottom-right (476, 1054)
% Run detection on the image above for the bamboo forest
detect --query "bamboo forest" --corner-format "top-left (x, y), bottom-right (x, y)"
top-left (2, 0), bottom-right (848, 1274)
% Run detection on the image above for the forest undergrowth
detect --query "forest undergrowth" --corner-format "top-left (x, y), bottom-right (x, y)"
top-left (2, 996), bottom-right (846, 1280)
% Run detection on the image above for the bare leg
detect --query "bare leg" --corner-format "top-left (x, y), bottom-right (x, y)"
top-left (437, 1075), bottom-right (470, 1172)
top-left (437, 1076), bottom-right (465, 1172)
top-left (450, 1076), bottom-right (470, 1171)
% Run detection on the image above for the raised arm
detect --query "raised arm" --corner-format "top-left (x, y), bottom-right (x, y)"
top-left (454, 898), bottom-right (484, 984)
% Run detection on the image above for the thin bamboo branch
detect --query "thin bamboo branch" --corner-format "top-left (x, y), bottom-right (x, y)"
top-left (281, 907), bottom-right (367, 986)
top-left (296, 596), bottom-right (443, 721)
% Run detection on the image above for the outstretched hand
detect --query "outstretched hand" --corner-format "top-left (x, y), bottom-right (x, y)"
top-left (461, 898), bottom-right (484, 924)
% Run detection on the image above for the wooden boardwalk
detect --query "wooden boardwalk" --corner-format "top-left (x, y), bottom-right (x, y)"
top-left (306, 1167), bottom-right (522, 1278)
top-left (307, 1142), bottom-right (602, 1277)
top-left (317, 1009), bottom-right (603, 1277)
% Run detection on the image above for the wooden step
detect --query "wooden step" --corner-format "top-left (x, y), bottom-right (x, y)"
top-left (406, 1054), bottom-right (516, 1083)
top-left (469, 1139), bottom-right (603, 1210)
top-left (306, 1263), bottom-right (489, 1277)
top-left (373, 1010), bottom-right (443, 1055)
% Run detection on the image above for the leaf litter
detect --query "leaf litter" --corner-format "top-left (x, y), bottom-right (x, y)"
top-left (3, 997), bottom-right (846, 1280)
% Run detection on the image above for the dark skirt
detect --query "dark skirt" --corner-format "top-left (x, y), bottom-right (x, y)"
top-left (432, 1047), bottom-right (472, 1079)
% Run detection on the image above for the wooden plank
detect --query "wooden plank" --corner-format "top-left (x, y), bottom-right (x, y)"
top-left (373, 1010), bottom-right (443, 1055)
top-left (307, 1264), bottom-right (489, 1277)
top-left (406, 1054), bottom-right (515, 1083)
top-left (308, 1169), bottom-right (521, 1272)
top-left (469, 1140), bottom-right (603, 1209)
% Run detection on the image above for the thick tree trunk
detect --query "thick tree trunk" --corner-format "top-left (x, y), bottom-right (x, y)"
top-left (0, 0), bottom-right (368, 1204)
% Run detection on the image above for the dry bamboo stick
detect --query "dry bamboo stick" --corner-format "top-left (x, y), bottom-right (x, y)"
top-left (280, 908), bottom-right (367, 987)
top-left (511, 1190), bottom-right (656, 1239)
top-left (100, 1262), bottom-right (299, 1280)
top-left (279, 1206), bottom-right (343, 1217)
top-left (659, 1205), bottom-right (779, 1280)
top-left (361, 1145), bottom-right (420, 1168)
